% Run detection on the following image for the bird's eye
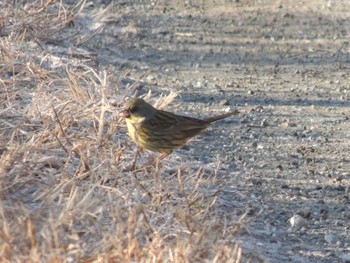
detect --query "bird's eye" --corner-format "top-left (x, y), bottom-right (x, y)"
top-left (130, 106), bottom-right (138, 113)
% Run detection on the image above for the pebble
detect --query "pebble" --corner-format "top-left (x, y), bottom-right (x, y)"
top-left (324, 234), bottom-right (339, 245)
top-left (146, 74), bottom-right (156, 81)
top-left (289, 214), bottom-right (308, 230)
top-left (219, 99), bottom-right (230, 106)
top-left (260, 119), bottom-right (268, 127)
top-left (297, 209), bottom-right (312, 219)
top-left (195, 81), bottom-right (202, 88)
top-left (340, 254), bottom-right (350, 263)
top-left (226, 82), bottom-right (234, 87)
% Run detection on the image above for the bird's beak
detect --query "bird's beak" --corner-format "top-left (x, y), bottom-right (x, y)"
top-left (120, 109), bottom-right (130, 118)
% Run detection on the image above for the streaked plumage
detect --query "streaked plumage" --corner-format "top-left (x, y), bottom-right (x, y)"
top-left (121, 97), bottom-right (239, 156)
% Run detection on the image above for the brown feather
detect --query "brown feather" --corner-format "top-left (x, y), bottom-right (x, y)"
top-left (122, 97), bottom-right (240, 155)
top-left (204, 109), bottom-right (240, 123)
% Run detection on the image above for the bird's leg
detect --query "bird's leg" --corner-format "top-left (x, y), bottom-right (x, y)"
top-left (144, 152), bottom-right (170, 169)
top-left (131, 147), bottom-right (143, 171)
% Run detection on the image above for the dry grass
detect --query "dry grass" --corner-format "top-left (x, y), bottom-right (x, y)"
top-left (0, 1), bottom-right (247, 262)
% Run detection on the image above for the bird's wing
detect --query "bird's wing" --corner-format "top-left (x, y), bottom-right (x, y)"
top-left (144, 110), bottom-right (207, 131)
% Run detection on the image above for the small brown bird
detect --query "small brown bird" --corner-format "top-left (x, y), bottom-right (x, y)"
top-left (121, 97), bottom-right (239, 159)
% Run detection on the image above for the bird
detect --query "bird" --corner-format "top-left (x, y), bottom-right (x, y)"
top-left (121, 97), bottom-right (239, 159)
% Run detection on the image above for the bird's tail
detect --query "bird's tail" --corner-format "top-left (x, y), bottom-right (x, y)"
top-left (205, 109), bottom-right (240, 123)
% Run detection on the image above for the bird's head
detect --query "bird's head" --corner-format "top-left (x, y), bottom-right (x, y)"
top-left (121, 98), bottom-right (156, 123)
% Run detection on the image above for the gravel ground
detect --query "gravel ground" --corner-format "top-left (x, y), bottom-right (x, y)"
top-left (96, 1), bottom-right (350, 261)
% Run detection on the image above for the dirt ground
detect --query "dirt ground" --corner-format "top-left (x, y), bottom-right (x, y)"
top-left (1, 0), bottom-right (350, 262)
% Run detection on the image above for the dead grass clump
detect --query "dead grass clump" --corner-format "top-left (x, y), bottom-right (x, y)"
top-left (1, 0), bottom-right (83, 43)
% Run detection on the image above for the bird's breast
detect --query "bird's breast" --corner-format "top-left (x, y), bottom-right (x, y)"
top-left (126, 119), bottom-right (139, 143)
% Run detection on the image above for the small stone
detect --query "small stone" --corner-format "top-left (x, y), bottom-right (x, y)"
top-left (146, 74), bottom-right (156, 81)
top-left (297, 209), bottom-right (312, 219)
top-left (226, 82), bottom-right (234, 87)
top-left (220, 99), bottom-right (230, 106)
top-left (289, 214), bottom-right (308, 230)
top-left (282, 121), bottom-right (296, 128)
top-left (257, 144), bottom-right (264, 150)
top-left (324, 234), bottom-right (338, 244)
top-left (261, 119), bottom-right (268, 127)
top-left (340, 254), bottom-right (350, 263)
top-left (334, 220), bottom-right (343, 227)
